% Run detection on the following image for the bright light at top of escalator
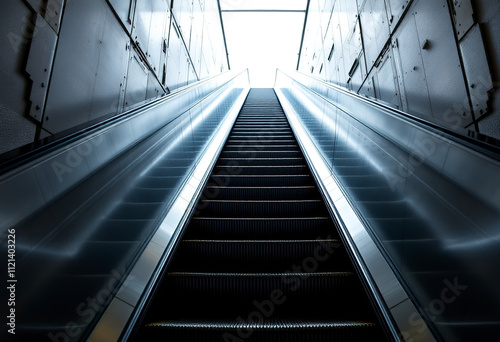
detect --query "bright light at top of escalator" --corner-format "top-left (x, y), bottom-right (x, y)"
top-left (220, 1), bottom-right (307, 88)
top-left (220, 0), bottom-right (307, 11)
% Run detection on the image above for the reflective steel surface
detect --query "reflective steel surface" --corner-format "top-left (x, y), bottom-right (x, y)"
top-left (0, 71), bottom-right (249, 341)
top-left (275, 69), bottom-right (500, 341)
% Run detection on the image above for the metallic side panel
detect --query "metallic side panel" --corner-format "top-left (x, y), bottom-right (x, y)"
top-left (146, 72), bottom-right (162, 100)
top-left (116, 240), bottom-right (165, 306)
top-left (0, 0), bottom-right (38, 154)
top-left (385, 0), bottom-right (411, 33)
top-left (124, 50), bottom-right (149, 110)
top-left (0, 168), bottom-right (46, 230)
top-left (0, 71), bottom-right (242, 232)
top-left (452, 0), bottom-right (475, 40)
top-left (374, 47), bottom-right (401, 108)
top-left (88, 81), bottom-right (250, 342)
top-left (190, 0), bottom-right (204, 75)
top-left (392, 15), bottom-right (432, 116)
top-left (459, 24), bottom-right (493, 119)
top-left (442, 143), bottom-right (500, 212)
top-left (174, 0), bottom-right (194, 45)
top-left (132, 0), bottom-right (153, 51)
top-left (275, 85), bottom-right (430, 341)
top-left (87, 298), bottom-right (134, 342)
top-left (359, 0), bottom-right (390, 70)
top-left (412, 0), bottom-right (472, 126)
top-left (108, 0), bottom-right (134, 32)
top-left (26, 14), bottom-right (57, 122)
top-left (391, 299), bottom-right (436, 342)
top-left (147, 0), bottom-right (169, 74)
top-left (43, 0), bottom-right (107, 133)
top-left (90, 13), bottom-right (130, 121)
top-left (276, 69), bottom-right (500, 341)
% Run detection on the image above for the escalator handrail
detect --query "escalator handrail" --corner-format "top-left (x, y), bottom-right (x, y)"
top-left (277, 69), bottom-right (500, 161)
top-left (0, 69), bottom-right (247, 175)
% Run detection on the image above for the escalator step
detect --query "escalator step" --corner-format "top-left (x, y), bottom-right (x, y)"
top-left (216, 157), bottom-right (305, 166)
top-left (171, 239), bottom-right (348, 272)
top-left (144, 319), bottom-right (382, 342)
top-left (203, 186), bottom-right (320, 200)
top-left (164, 271), bottom-right (355, 296)
top-left (209, 174), bottom-right (313, 187)
top-left (213, 165), bottom-right (308, 176)
top-left (198, 199), bottom-right (327, 217)
top-left (186, 217), bottom-right (334, 239)
top-left (135, 89), bottom-right (386, 342)
top-left (221, 151), bottom-right (303, 158)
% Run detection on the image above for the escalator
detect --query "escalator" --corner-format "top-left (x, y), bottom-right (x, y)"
top-left (133, 89), bottom-right (388, 341)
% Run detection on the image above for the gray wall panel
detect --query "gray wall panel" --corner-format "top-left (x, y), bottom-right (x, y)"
top-left (393, 16), bottom-right (432, 116)
top-left (0, 1), bottom-right (38, 154)
top-left (1, 0), bottom-right (228, 156)
top-left (90, 13), bottom-right (130, 120)
top-left (43, 0), bottom-right (108, 133)
top-left (108, 0), bottom-right (134, 31)
top-left (299, 0), bottom-right (500, 139)
top-left (413, 0), bottom-right (472, 125)
top-left (124, 50), bottom-right (149, 109)
top-left (133, 0), bottom-right (154, 51)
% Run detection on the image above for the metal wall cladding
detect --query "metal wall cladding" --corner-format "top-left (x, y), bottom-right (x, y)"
top-left (43, 0), bottom-right (110, 133)
top-left (373, 47), bottom-right (401, 109)
top-left (359, 0), bottom-right (390, 70)
top-left (108, 0), bottom-right (134, 32)
top-left (384, 0), bottom-right (411, 32)
top-left (412, 0), bottom-right (472, 126)
top-left (174, 0), bottom-right (194, 44)
top-left (133, 0), bottom-right (154, 51)
top-left (0, 1), bottom-right (38, 154)
top-left (165, 21), bottom-right (184, 90)
top-left (392, 14), bottom-right (432, 117)
top-left (124, 50), bottom-right (149, 110)
top-left (300, 0), bottom-right (477, 133)
top-left (148, 0), bottom-right (170, 75)
top-left (90, 15), bottom-right (130, 120)
top-left (460, 25), bottom-right (493, 119)
top-left (276, 70), bottom-right (500, 341)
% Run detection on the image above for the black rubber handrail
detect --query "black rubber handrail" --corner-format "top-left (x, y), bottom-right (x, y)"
top-left (0, 70), bottom-right (247, 175)
top-left (278, 70), bottom-right (500, 161)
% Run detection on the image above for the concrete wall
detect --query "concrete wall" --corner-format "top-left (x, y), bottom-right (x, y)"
top-left (299, 0), bottom-right (500, 140)
top-left (0, 0), bottom-right (228, 155)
